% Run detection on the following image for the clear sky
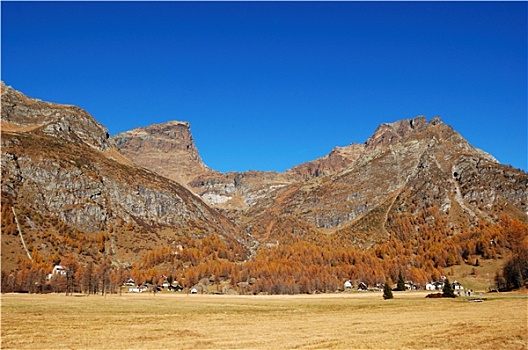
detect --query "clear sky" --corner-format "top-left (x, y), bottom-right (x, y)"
top-left (2, 1), bottom-right (526, 173)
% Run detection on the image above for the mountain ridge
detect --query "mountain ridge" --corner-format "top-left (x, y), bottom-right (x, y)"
top-left (2, 82), bottom-right (527, 293)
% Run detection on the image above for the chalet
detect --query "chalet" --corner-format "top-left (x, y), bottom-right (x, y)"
top-left (405, 281), bottom-right (416, 290)
top-left (344, 280), bottom-right (353, 290)
top-left (426, 281), bottom-right (444, 290)
top-left (46, 265), bottom-right (67, 281)
top-left (52, 265), bottom-right (66, 275)
top-left (453, 280), bottom-right (464, 295)
top-left (168, 285), bottom-right (183, 292)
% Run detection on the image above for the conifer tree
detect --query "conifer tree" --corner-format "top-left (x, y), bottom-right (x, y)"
top-left (383, 279), bottom-right (393, 300)
top-left (396, 271), bottom-right (406, 291)
top-left (442, 277), bottom-right (456, 298)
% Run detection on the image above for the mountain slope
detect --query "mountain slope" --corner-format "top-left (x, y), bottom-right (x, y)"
top-left (112, 112), bottom-right (527, 252)
top-left (1, 82), bottom-right (247, 270)
top-left (241, 116), bottom-right (527, 246)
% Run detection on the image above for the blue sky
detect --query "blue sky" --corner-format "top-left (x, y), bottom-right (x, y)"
top-left (2, 1), bottom-right (526, 172)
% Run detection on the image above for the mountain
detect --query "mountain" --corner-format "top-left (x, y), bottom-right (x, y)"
top-left (1, 82), bottom-right (112, 152)
top-left (111, 121), bottom-right (304, 221)
top-left (2, 82), bottom-right (527, 294)
top-left (113, 115), bottom-right (527, 249)
top-left (111, 121), bottom-right (367, 221)
top-left (241, 116), bottom-right (527, 246)
top-left (1, 82), bottom-right (247, 270)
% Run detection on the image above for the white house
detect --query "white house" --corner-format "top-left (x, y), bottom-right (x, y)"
top-left (344, 280), bottom-right (353, 290)
top-left (52, 265), bottom-right (66, 275)
top-left (47, 265), bottom-right (67, 281)
top-left (425, 283), bottom-right (435, 291)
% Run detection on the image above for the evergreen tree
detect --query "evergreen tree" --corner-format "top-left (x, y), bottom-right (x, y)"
top-left (396, 271), bottom-right (406, 291)
top-left (442, 277), bottom-right (456, 298)
top-left (383, 279), bottom-right (393, 300)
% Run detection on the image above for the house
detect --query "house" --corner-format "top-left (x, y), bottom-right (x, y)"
top-left (168, 285), bottom-right (183, 292)
top-left (426, 281), bottom-right (444, 290)
top-left (358, 282), bottom-right (368, 291)
top-left (125, 278), bottom-right (135, 286)
top-left (52, 265), bottom-right (66, 275)
top-left (453, 280), bottom-right (464, 295)
top-left (47, 265), bottom-right (67, 281)
top-left (344, 280), bottom-right (353, 290)
top-left (405, 281), bottom-right (416, 290)
top-left (190, 288), bottom-right (198, 294)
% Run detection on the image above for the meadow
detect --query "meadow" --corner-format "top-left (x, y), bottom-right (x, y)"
top-left (1, 291), bottom-right (526, 350)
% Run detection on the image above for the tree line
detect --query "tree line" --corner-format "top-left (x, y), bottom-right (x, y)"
top-left (1, 211), bottom-right (527, 295)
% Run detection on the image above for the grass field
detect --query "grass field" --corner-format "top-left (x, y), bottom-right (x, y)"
top-left (1, 291), bottom-right (527, 349)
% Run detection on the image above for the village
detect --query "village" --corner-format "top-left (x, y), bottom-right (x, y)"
top-left (45, 264), bottom-right (473, 297)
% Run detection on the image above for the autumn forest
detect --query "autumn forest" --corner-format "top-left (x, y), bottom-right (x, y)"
top-left (2, 201), bottom-right (527, 295)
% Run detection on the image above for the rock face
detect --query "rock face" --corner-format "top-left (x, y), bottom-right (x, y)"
top-left (188, 170), bottom-right (299, 222)
top-left (112, 121), bottom-right (216, 187)
top-left (290, 143), bottom-right (365, 179)
top-left (1, 83), bottom-right (241, 244)
top-left (1, 82), bottom-right (113, 152)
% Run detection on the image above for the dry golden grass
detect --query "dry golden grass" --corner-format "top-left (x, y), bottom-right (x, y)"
top-left (447, 258), bottom-right (503, 291)
top-left (1, 291), bottom-right (526, 349)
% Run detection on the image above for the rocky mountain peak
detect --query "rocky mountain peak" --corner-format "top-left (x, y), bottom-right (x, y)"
top-left (1, 82), bottom-right (113, 152)
top-left (365, 115), bottom-right (438, 150)
top-left (114, 121), bottom-right (197, 158)
top-left (112, 120), bottom-right (217, 187)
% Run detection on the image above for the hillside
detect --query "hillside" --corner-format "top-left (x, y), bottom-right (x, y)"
top-left (242, 116), bottom-right (527, 246)
top-left (1, 82), bottom-right (248, 273)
